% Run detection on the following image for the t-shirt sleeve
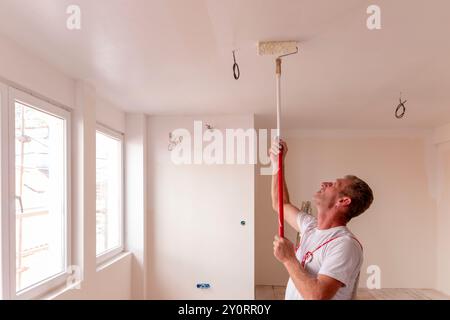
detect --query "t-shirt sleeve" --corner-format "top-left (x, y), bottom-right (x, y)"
top-left (318, 238), bottom-right (363, 287)
top-left (296, 211), bottom-right (317, 234)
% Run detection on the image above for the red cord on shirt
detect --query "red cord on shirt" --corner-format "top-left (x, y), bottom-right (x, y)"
top-left (299, 236), bottom-right (363, 268)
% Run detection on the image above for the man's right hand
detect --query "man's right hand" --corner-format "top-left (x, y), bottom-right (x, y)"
top-left (269, 138), bottom-right (288, 168)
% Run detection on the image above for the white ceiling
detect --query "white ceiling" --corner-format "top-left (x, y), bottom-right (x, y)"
top-left (0, 0), bottom-right (450, 129)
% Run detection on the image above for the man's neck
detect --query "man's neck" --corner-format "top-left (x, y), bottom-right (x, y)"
top-left (317, 209), bottom-right (347, 230)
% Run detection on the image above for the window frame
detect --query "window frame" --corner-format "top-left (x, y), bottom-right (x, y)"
top-left (95, 124), bottom-right (125, 266)
top-left (0, 82), bottom-right (9, 300)
top-left (6, 87), bottom-right (71, 300)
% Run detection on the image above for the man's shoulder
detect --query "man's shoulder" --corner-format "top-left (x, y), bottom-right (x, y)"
top-left (330, 232), bottom-right (363, 253)
top-left (297, 211), bottom-right (317, 233)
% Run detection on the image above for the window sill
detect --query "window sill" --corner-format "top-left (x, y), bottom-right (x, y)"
top-left (96, 251), bottom-right (131, 272)
top-left (96, 245), bottom-right (126, 266)
top-left (39, 279), bottom-right (80, 300)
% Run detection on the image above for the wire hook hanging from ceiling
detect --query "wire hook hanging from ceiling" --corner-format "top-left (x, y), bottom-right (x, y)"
top-left (395, 92), bottom-right (407, 119)
top-left (232, 50), bottom-right (240, 80)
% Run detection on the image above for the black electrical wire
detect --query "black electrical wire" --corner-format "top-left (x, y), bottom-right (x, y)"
top-left (395, 97), bottom-right (407, 119)
top-left (232, 51), bottom-right (240, 80)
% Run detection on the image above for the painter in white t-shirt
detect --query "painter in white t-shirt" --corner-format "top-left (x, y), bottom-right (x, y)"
top-left (270, 139), bottom-right (373, 300)
top-left (284, 211), bottom-right (363, 300)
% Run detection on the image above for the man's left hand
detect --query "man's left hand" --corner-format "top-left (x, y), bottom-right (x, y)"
top-left (273, 235), bottom-right (297, 264)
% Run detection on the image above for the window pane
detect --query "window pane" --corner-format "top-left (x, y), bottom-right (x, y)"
top-left (96, 131), bottom-right (122, 256)
top-left (15, 102), bottom-right (67, 292)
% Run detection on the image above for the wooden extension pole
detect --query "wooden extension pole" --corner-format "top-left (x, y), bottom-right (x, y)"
top-left (276, 58), bottom-right (284, 238)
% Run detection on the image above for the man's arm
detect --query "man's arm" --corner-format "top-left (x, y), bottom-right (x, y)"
top-left (274, 237), bottom-right (343, 300)
top-left (270, 140), bottom-right (301, 232)
top-left (284, 259), bottom-right (343, 300)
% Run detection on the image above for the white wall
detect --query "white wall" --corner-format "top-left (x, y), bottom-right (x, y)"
top-left (54, 82), bottom-right (131, 300)
top-left (0, 32), bottom-right (131, 300)
top-left (0, 34), bottom-right (74, 109)
top-left (147, 115), bottom-right (255, 299)
top-left (434, 125), bottom-right (450, 296)
top-left (53, 254), bottom-right (132, 300)
top-left (96, 97), bottom-right (126, 133)
top-left (125, 114), bottom-right (148, 300)
top-left (256, 128), bottom-right (437, 289)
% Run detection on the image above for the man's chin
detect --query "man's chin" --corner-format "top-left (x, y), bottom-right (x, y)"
top-left (313, 194), bottom-right (320, 203)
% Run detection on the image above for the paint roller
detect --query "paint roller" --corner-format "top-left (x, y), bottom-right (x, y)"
top-left (258, 41), bottom-right (299, 238)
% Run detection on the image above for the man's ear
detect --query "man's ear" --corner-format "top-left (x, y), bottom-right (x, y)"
top-left (339, 196), bottom-right (351, 207)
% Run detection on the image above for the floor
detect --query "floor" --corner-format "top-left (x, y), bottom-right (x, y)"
top-left (255, 285), bottom-right (450, 300)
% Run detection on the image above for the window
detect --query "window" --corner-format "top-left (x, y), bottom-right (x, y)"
top-left (0, 83), bottom-right (8, 299)
top-left (4, 88), bottom-right (70, 299)
top-left (96, 126), bottom-right (124, 264)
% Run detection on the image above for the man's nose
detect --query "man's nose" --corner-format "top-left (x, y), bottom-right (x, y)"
top-left (321, 182), bottom-right (332, 188)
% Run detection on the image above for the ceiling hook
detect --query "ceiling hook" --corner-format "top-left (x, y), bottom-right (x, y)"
top-left (395, 92), bottom-right (407, 119)
top-left (232, 50), bottom-right (240, 80)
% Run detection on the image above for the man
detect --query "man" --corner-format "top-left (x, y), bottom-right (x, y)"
top-left (270, 139), bottom-right (374, 300)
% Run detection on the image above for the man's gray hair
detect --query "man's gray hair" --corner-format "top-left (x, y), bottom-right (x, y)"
top-left (340, 175), bottom-right (374, 220)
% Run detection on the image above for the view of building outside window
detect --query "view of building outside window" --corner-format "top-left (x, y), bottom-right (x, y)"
top-left (96, 131), bottom-right (122, 256)
top-left (15, 102), bottom-right (66, 293)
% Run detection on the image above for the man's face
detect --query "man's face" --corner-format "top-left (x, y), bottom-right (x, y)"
top-left (313, 178), bottom-right (349, 209)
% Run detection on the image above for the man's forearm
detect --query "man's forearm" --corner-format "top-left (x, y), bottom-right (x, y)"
top-left (271, 165), bottom-right (290, 210)
top-left (284, 259), bottom-right (323, 300)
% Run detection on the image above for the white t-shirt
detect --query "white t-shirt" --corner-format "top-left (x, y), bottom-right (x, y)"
top-left (285, 211), bottom-right (363, 300)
